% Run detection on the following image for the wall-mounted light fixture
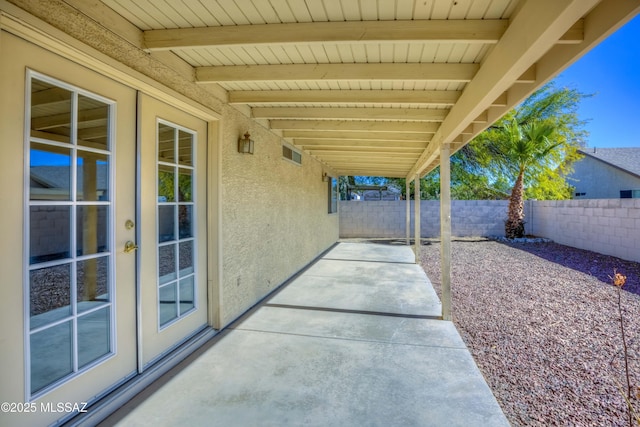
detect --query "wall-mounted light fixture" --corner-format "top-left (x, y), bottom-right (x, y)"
top-left (322, 172), bottom-right (330, 182)
top-left (238, 131), bottom-right (254, 154)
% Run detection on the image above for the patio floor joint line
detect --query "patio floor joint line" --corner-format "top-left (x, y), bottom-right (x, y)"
top-left (321, 257), bottom-right (416, 265)
top-left (264, 303), bottom-right (443, 320)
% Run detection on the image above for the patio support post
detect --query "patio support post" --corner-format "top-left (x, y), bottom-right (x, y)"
top-left (413, 173), bottom-right (421, 262)
top-left (406, 179), bottom-right (411, 245)
top-left (83, 156), bottom-right (98, 301)
top-left (440, 145), bottom-right (452, 320)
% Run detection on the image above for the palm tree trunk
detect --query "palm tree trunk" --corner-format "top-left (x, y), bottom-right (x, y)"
top-left (505, 168), bottom-right (526, 238)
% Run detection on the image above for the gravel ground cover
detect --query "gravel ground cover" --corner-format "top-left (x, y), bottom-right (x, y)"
top-left (420, 239), bottom-right (640, 427)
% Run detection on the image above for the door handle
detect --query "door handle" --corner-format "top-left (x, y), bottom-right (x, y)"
top-left (124, 241), bottom-right (138, 253)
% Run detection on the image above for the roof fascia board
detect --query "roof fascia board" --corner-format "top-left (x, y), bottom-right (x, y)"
top-left (407, 0), bottom-right (601, 180)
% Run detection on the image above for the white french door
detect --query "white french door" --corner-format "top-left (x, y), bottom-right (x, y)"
top-left (137, 93), bottom-right (209, 368)
top-left (1, 30), bottom-right (213, 427)
top-left (4, 33), bottom-right (138, 414)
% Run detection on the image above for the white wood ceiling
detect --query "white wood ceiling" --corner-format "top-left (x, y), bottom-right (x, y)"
top-left (100, 0), bottom-right (639, 178)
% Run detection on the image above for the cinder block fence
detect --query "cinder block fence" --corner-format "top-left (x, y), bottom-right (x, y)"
top-left (339, 199), bottom-right (640, 263)
top-left (529, 199), bottom-right (640, 263)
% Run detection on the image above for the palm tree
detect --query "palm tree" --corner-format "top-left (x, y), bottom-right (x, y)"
top-left (500, 120), bottom-right (562, 238)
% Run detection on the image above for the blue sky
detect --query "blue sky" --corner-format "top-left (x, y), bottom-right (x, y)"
top-left (556, 14), bottom-right (640, 149)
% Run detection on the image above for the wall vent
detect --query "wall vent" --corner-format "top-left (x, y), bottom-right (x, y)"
top-left (282, 145), bottom-right (302, 165)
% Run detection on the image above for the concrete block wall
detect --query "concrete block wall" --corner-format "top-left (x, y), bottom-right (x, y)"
top-left (339, 200), bottom-right (528, 238)
top-left (339, 201), bottom-right (406, 237)
top-left (30, 206), bottom-right (71, 261)
top-left (30, 206), bottom-right (109, 261)
top-left (529, 199), bottom-right (640, 263)
top-left (451, 200), bottom-right (516, 237)
top-left (339, 199), bottom-right (639, 263)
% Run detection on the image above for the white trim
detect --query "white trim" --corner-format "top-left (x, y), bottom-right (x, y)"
top-left (135, 91), bottom-right (143, 374)
top-left (208, 120), bottom-right (223, 330)
top-left (23, 73), bottom-right (33, 401)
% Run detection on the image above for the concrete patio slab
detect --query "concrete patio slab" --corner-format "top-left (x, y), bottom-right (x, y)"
top-left (303, 258), bottom-right (427, 281)
top-left (268, 275), bottom-right (441, 317)
top-left (322, 241), bottom-right (416, 263)
top-left (234, 306), bottom-right (466, 349)
top-left (102, 243), bottom-right (509, 427)
top-left (111, 329), bottom-right (507, 427)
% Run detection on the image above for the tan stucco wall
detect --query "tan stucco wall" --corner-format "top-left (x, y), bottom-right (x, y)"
top-left (220, 107), bottom-right (338, 326)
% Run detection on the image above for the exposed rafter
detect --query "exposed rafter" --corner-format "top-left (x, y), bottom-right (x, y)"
top-left (144, 19), bottom-right (511, 50)
top-left (229, 90), bottom-right (461, 105)
top-left (284, 130), bottom-right (431, 141)
top-left (309, 151), bottom-right (421, 158)
top-left (269, 120), bottom-right (440, 133)
top-left (253, 107), bottom-right (449, 121)
top-left (336, 171), bottom-right (407, 178)
top-left (196, 63), bottom-right (479, 83)
top-left (31, 108), bottom-right (106, 130)
top-left (293, 139), bottom-right (428, 149)
top-left (144, 19), bottom-right (584, 51)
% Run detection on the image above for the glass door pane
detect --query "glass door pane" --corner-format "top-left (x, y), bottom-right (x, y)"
top-left (156, 121), bottom-right (196, 328)
top-left (26, 75), bottom-right (115, 396)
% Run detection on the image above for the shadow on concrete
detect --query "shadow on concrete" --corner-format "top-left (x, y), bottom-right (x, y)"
top-left (341, 237), bottom-right (432, 246)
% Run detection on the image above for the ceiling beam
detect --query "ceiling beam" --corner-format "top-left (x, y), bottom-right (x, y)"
top-left (473, 111), bottom-right (488, 123)
top-left (492, 92), bottom-right (508, 107)
top-left (253, 107), bottom-right (449, 121)
top-left (336, 170), bottom-right (407, 177)
top-left (301, 146), bottom-right (425, 154)
top-left (308, 151), bottom-right (420, 158)
top-left (308, 146), bottom-right (424, 153)
top-left (284, 130), bottom-right (430, 141)
top-left (335, 164), bottom-right (411, 171)
top-left (31, 87), bottom-right (70, 106)
top-left (559, 19), bottom-right (585, 44)
top-left (77, 127), bottom-right (108, 139)
top-left (293, 139), bottom-right (428, 149)
top-left (516, 65), bottom-right (537, 84)
top-left (318, 154), bottom-right (417, 163)
top-left (196, 63), bottom-right (479, 83)
top-left (144, 19), bottom-right (510, 51)
top-left (315, 158), bottom-right (419, 165)
top-left (270, 120), bottom-right (440, 133)
top-left (31, 108), bottom-right (107, 130)
top-left (336, 165), bottom-right (410, 170)
top-left (407, 0), bottom-right (600, 179)
top-left (230, 90), bottom-right (461, 105)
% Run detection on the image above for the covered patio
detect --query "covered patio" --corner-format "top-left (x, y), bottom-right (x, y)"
top-left (97, 242), bottom-right (508, 426)
top-left (2, 1), bottom-right (639, 426)
top-left (83, 0), bottom-right (637, 322)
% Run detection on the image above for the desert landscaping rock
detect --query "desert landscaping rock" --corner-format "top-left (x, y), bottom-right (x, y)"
top-left (420, 240), bottom-right (640, 427)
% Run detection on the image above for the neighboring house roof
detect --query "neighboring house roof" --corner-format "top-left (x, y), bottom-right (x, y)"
top-left (31, 165), bottom-right (109, 190)
top-left (578, 148), bottom-right (640, 179)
